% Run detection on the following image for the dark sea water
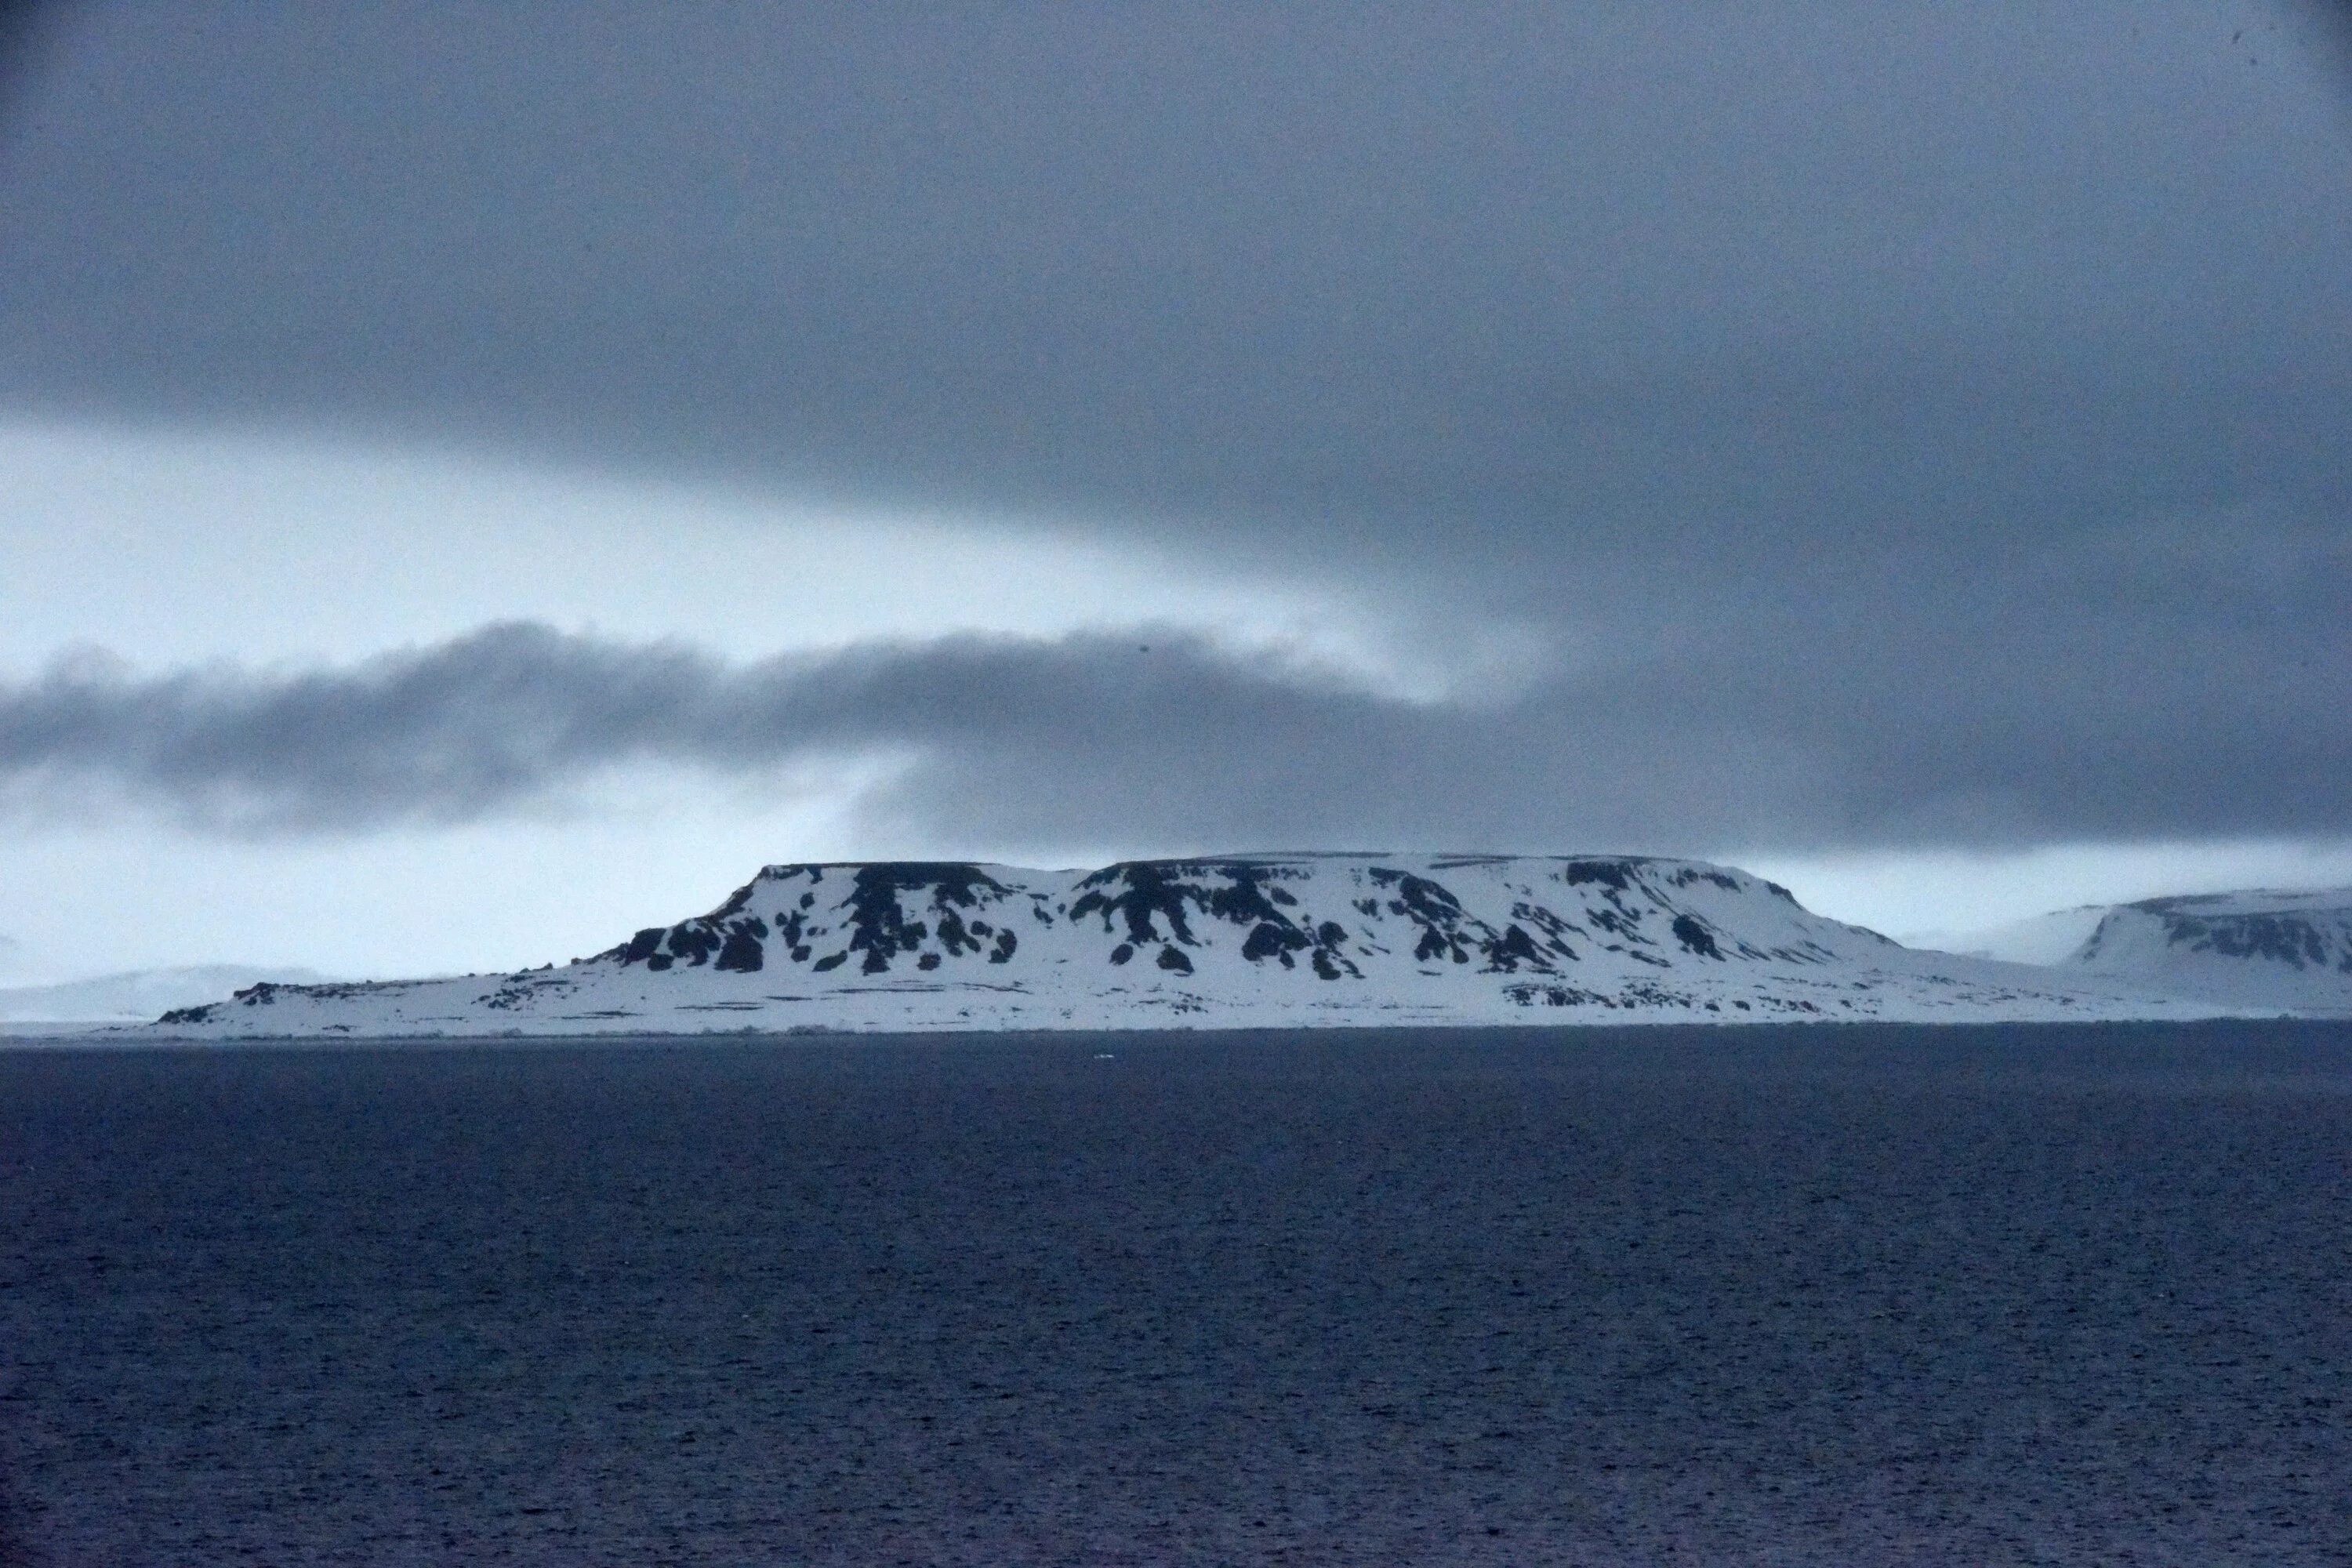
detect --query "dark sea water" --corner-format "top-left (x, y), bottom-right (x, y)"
top-left (2, 1024), bottom-right (2347, 1566)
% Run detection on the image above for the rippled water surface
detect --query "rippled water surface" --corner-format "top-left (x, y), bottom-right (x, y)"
top-left (4, 1024), bottom-right (2348, 1565)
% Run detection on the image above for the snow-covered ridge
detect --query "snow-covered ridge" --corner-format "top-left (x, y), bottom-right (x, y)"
top-left (2063, 889), bottom-right (2352, 1015)
top-left (140, 854), bottom-right (2244, 1037)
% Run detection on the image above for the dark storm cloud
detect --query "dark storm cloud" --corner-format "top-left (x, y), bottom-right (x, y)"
top-left (2, 2), bottom-right (2347, 853)
top-left (5, 622), bottom-right (2349, 851)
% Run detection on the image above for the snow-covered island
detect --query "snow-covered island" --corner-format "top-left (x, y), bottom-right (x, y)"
top-left (140, 854), bottom-right (2286, 1039)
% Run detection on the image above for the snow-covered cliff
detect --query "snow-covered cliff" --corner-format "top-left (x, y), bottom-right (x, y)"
top-left (2063, 889), bottom-right (2352, 1015)
top-left (144, 854), bottom-right (2238, 1037)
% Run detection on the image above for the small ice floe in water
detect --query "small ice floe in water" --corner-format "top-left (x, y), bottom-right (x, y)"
top-left (1093, 1052), bottom-right (1116, 1059)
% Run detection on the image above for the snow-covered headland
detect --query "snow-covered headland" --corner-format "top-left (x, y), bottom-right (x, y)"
top-left (2060, 888), bottom-right (2352, 1015)
top-left (143, 854), bottom-right (2249, 1038)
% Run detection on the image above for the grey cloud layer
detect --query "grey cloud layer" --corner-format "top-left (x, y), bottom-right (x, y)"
top-left (5, 622), bottom-right (2347, 852)
top-left (9, 2), bottom-right (2347, 542)
top-left (2, 3), bottom-right (2348, 852)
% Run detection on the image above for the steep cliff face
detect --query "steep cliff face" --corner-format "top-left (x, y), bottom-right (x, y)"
top-left (150, 854), bottom-right (2238, 1037)
top-left (2064, 890), bottom-right (2352, 1014)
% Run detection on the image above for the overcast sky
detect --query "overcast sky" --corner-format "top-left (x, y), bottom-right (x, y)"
top-left (2, 1), bottom-right (2349, 982)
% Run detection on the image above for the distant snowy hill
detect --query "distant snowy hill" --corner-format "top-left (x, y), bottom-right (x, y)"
top-left (2, 965), bottom-right (328, 1026)
top-left (2062, 889), bottom-right (2352, 1015)
top-left (143, 855), bottom-right (2236, 1038)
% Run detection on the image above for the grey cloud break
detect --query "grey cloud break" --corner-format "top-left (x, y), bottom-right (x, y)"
top-left (3, 622), bottom-right (2347, 853)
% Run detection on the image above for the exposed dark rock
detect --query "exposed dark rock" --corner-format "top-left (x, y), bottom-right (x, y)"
top-left (1070, 862), bottom-right (1201, 945)
top-left (1369, 866), bottom-right (1465, 918)
top-left (708, 879), bottom-right (758, 920)
top-left (935, 908), bottom-right (976, 956)
top-left (1510, 900), bottom-right (1584, 959)
top-left (714, 921), bottom-right (766, 972)
top-left (2160, 911), bottom-right (2324, 967)
top-left (1073, 858), bottom-right (1323, 949)
top-left (664, 925), bottom-right (720, 967)
top-left (1243, 922), bottom-right (1307, 962)
top-left (1671, 914), bottom-right (1723, 960)
top-left (831, 863), bottom-right (1007, 972)
top-left (1504, 982), bottom-right (1606, 1007)
top-left (1484, 924), bottom-right (1545, 971)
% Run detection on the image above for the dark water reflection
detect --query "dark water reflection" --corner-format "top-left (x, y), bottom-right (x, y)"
top-left (3, 1023), bottom-right (2347, 1564)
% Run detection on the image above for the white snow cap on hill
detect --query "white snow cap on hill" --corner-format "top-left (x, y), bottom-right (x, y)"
top-left (143, 854), bottom-right (2243, 1038)
top-left (2062, 888), bottom-right (2352, 1016)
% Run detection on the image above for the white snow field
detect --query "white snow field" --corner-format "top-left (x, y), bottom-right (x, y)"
top-left (142, 854), bottom-right (2252, 1039)
top-left (1904, 905), bottom-right (2113, 966)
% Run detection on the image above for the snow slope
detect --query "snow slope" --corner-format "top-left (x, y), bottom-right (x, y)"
top-left (0, 965), bottom-right (328, 1026)
top-left (143, 855), bottom-right (2237, 1038)
top-left (2063, 888), bottom-right (2352, 1016)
